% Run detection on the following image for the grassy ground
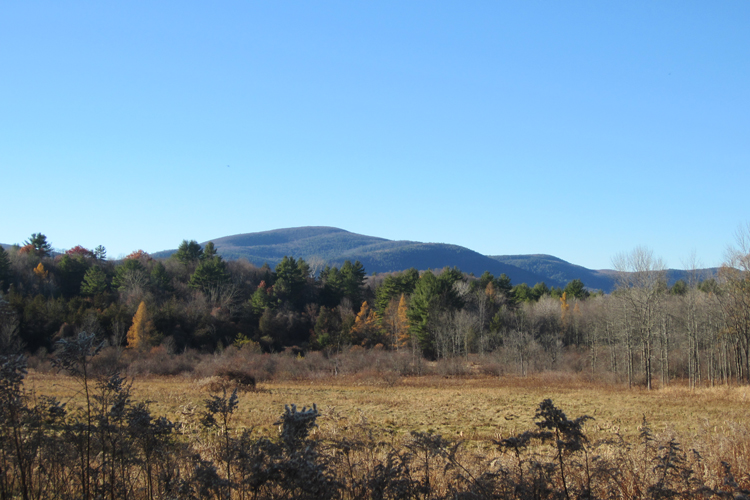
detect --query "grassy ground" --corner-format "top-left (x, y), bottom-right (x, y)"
top-left (26, 370), bottom-right (750, 448)
top-left (20, 370), bottom-right (750, 496)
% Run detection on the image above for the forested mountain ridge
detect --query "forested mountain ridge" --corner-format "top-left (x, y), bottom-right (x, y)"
top-left (488, 254), bottom-right (616, 291)
top-left (152, 226), bottom-right (548, 287)
top-left (158, 227), bottom-right (717, 291)
top-left (489, 254), bottom-right (719, 293)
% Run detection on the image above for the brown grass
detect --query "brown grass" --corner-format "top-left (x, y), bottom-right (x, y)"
top-left (27, 370), bottom-right (750, 444)
top-left (15, 369), bottom-right (750, 497)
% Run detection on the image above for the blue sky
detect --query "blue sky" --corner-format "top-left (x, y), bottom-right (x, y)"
top-left (1, 1), bottom-right (748, 270)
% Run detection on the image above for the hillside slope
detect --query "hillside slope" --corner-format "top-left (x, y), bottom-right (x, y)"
top-left (155, 227), bottom-right (547, 285)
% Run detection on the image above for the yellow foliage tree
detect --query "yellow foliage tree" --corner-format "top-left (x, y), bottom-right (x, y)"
top-left (127, 301), bottom-right (155, 350)
top-left (383, 294), bottom-right (410, 350)
top-left (485, 282), bottom-right (497, 303)
top-left (351, 301), bottom-right (381, 347)
top-left (560, 291), bottom-right (570, 324)
top-left (396, 294), bottom-right (410, 349)
top-left (33, 263), bottom-right (48, 280)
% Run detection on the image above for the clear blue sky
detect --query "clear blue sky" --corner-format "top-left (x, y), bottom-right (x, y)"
top-left (1, 1), bottom-right (748, 270)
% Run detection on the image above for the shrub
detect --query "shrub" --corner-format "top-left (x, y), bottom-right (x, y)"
top-left (214, 368), bottom-right (256, 392)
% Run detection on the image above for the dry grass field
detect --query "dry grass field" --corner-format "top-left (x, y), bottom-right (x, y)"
top-left (11, 366), bottom-right (750, 498)
top-left (27, 370), bottom-right (750, 450)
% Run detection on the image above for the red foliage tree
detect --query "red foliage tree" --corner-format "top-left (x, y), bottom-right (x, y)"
top-left (125, 249), bottom-right (152, 262)
top-left (66, 245), bottom-right (95, 258)
top-left (18, 244), bottom-right (35, 255)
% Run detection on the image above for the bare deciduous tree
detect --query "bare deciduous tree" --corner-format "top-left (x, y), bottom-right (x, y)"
top-left (613, 247), bottom-right (667, 390)
top-left (717, 223), bottom-right (750, 383)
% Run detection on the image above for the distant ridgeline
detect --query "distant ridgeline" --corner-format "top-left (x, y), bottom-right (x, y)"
top-left (151, 227), bottom-right (715, 292)
top-left (152, 227), bottom-right (561, 289)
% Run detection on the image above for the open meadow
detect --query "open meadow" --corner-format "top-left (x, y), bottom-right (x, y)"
top-left (27, 371), bottom-right (750, 445)
top-left (19, 368), bottom-right (750, 499)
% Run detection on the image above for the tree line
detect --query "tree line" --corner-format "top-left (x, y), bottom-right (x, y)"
top-left (2, 229), bottom-right (750, 388)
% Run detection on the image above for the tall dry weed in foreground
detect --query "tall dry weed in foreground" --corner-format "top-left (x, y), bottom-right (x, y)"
top-left (51, 332), bottom-right (103, 500)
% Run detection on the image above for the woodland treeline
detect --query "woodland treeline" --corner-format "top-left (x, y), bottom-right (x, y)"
top-left (2, 231), bottom-right (750, 389)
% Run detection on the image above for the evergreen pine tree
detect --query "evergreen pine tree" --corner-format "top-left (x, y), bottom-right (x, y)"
top-left (189, 256), bottom-right (230, 291)
top-left (174, 239), bottom-right (203, 265)
top-left (24, 233), bottom-right (52, 257)
top-left (81, 266), bottom-right (108, 296)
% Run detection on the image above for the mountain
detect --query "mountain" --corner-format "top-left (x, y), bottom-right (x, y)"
top-left (488, 254), bottom-right (615, 291)
top-left (665, 268), bottom-right (720, 287)
top-left (489, 254), bottom-right (720, 293)
top-left (191, 228), bottom-right (719, 292)
top-left (154, 227), bottom-right (548, 285)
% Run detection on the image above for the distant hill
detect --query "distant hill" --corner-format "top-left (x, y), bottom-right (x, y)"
top-left (488, 254), bottom-right (615, 291)
top-left (154, 227), bottom-right (548, 286)
top-left (665, 268), bottom-right (720, 287)
top-left (187, 228), bottom-right (718, 292)
top-left (489, 254), bottom-right (720, 293)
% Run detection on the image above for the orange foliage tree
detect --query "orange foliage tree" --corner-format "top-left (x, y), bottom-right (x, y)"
top-left (126, 301), bottom-right (156, 350)
top-left (383, 294), bottom-right (410, 349)
top-left (33, 263), bottom-right (48, 280)
top-left (18, 244), bottom-right (35, 255)
top-left (396, 294), bottom-right (410, 349)
top-left (125, 250), bottom-right (151, 261)
top-left (560, 291), bottom-right (570, 325)
top-left (66, 245), bottom-right (94, 258)
top-left (350, 301), bottom-right (382, 347)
